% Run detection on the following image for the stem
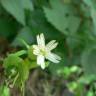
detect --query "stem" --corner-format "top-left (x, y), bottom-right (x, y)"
top-left (8, 73), bottom-right (19, 88)
top-left (21, 82), bottom-right (25, 96)
top-left (19, 39), bottom-right (30, 49)
top-left (12, 73), bottom-right (19, 86)
top-left (22, 86), bottom-right (25, 96)
top-left (14, 50), bottom-right (27, 57)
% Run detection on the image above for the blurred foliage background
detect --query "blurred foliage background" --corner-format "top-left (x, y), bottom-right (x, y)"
top-left (0, 0), bottom-right (96, 96)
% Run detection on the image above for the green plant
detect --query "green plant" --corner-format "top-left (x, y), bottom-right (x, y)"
top-left (0, 0), bottom-right (96, 95)
top-left (0, 33), bottom-right (61, 96)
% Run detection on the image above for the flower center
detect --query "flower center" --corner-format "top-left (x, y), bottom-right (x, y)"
top-left (40, 48), bottom-right (47, 56)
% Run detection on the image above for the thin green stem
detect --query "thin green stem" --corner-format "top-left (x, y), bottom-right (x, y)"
top-left (12, 73), bottom-right (19, 86)
top-left (21, 82), bottom-right (25, 96)
top-left (19, 39), bottom-right (30, 49)
top-left (14, 50), bottom-right (27, 57)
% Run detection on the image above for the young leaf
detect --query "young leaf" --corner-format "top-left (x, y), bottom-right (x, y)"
top-left (4, 54), bottom-right (29, 87)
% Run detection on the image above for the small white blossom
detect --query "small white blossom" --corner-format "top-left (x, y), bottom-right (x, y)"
top-left (33, 33), bottom-right (61, 69)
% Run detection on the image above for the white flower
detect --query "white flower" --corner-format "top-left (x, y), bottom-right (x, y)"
top-left (33, 33), bottom-right (61, 69)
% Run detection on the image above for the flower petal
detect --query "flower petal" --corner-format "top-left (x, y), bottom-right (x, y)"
top-left (41, 61), bottom-right (45, 69)
top-left (40, 33), bottom-right (45, 47)
top-left (46, 40), bottom-right (58, 51)
top-left (37, 35), bottom-right (41, 46)
top-left (33, 45), bottom-right (38, 49)
top-left (33, 45), bottom-right (40, 55)
top-left (46, 52), bottom-right (61, 63)
top-left (37, 33), bottom-right (45, 47)
top-left (37, 55), bottom-right (45, 69)
top-left (33, 50), bottom-right (39, 55)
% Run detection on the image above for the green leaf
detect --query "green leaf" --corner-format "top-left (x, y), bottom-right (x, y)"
top-left (90, 7), bottom-right (96, 35)
top-left (0, 85), bottom-right (10, 96)
top-left (79, 75), bottom-right (96, 84)
top-left (4, 54), bottom-right (23, 69)
top-left (24, 59), bottom-right (37, 69)
top-left (43, 0), bottom-right (81, 35)
top-left (11, 27), bottom-right (34, 47)
top-left (87, 90), bottom-right (94, 96)
top-left (22, 0), bottom-right (33, 11)
top-left (28, 46), bottom-right (36, 60)
top-left (4, 54), bottom-right (29, 87)
top-left (27, 9), bottom-right (64, 40)
top-left (66, 36), bottom-right (81, 49)
top-left (0, 18), bottom-right (18, 39)
top-left (67, 82), bottom-right (78, 92)
top-left (18, 60), bottom-right (29, 83)
top-left (81, 45), bottom-right (96, 76)
top-left (63, 0), bottom-right (71, 4)
top-left (83, 0), bottom-right (96, 35)
top-left (1, 0), bottom-right (25, 25)
top-left (83, 0), bottom-right (92, 7)
top-left (32, 0), bottom-right (48, 8)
